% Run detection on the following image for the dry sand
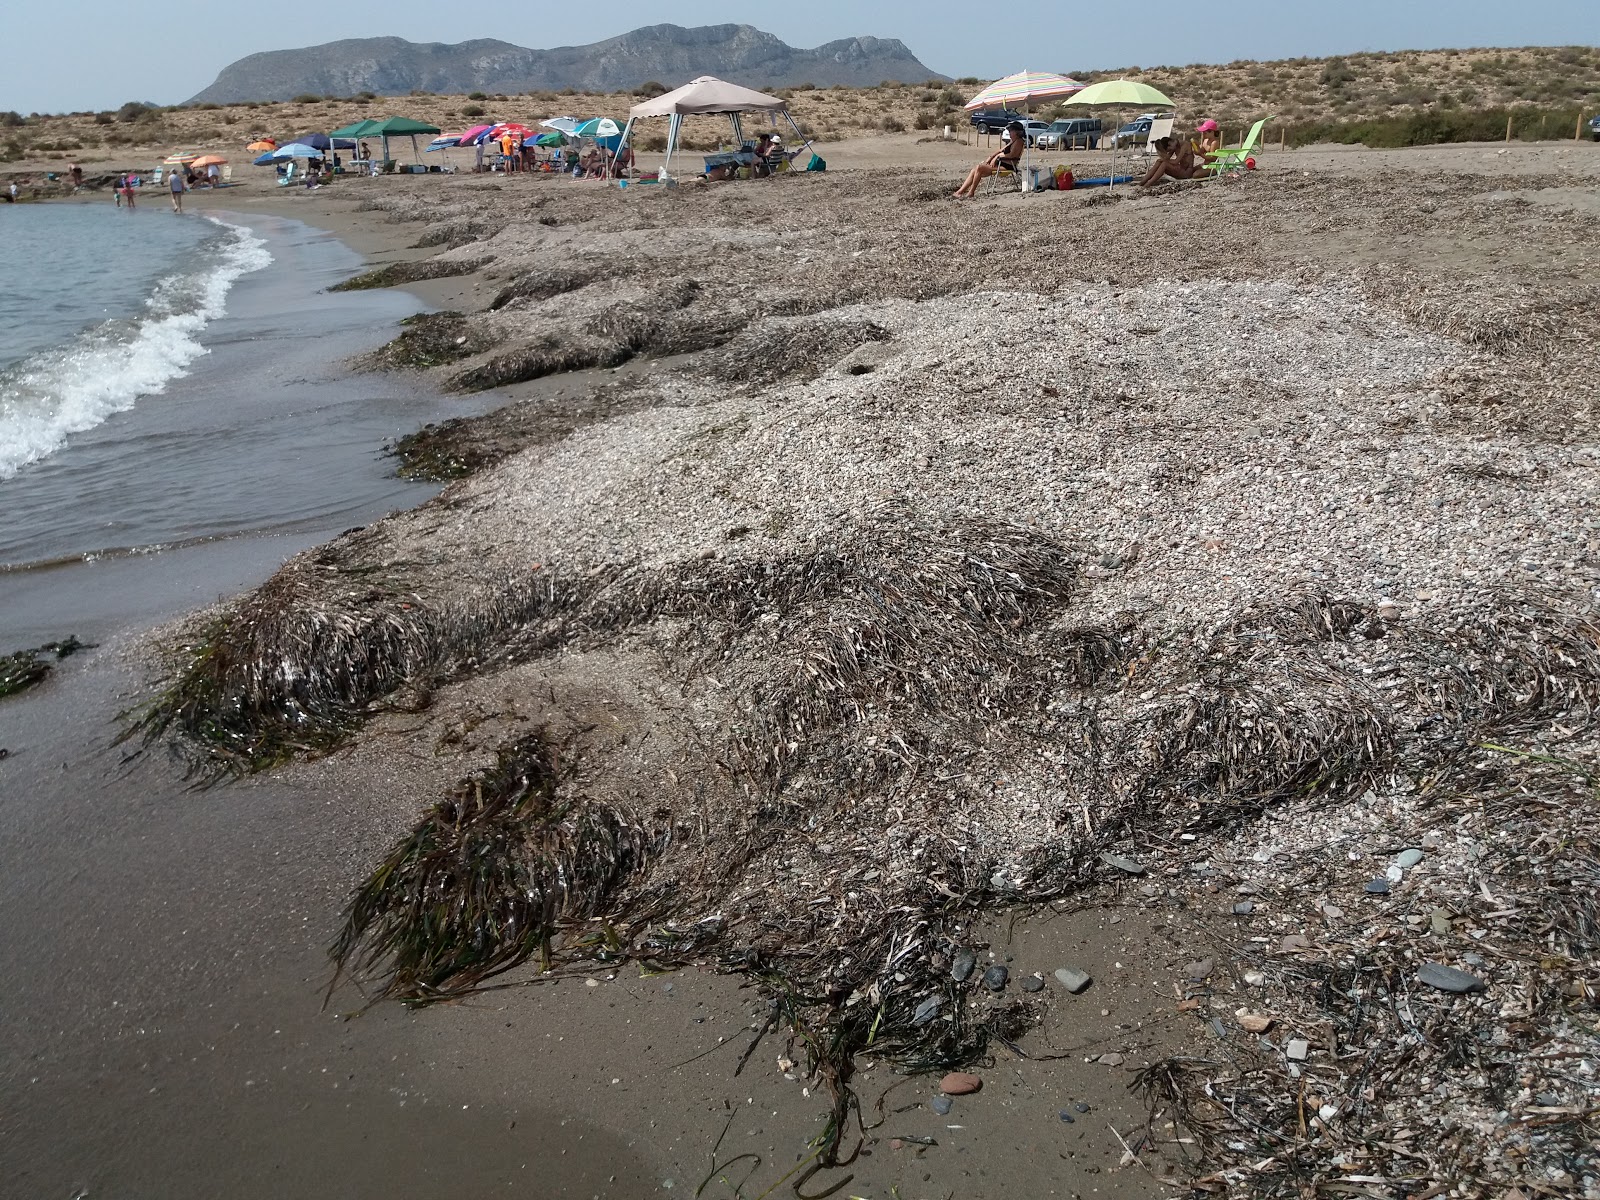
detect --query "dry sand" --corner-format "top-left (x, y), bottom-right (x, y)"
top-left (9, 138), bottom-right (1600, 1198)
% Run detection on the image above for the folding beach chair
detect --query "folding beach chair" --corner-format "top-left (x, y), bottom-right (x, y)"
top-left (1209, 117), bottom-right (1272, 176)
top-left (987, 156), bottom-right (1023, 192)
top-left (1141, 116), bottom-right (1175, 154)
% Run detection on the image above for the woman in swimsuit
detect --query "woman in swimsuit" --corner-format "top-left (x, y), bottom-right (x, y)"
top-left (954, 121), bottom-right (1025, 199)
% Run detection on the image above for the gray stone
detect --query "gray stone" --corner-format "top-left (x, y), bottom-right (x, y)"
top-left (1430, 908), bottom-right (1452, 936)
top-left (912, 996), bottom-right (943, 1026)
top-left (982, 964), bottom-right (1009, 992)
top-left (1074, 1101), bottom-right (1090, 1113)
top-left (930, 1095), bottom-right (953, 1115)
top-left (1057, 1110), bottom-right (1075, 1123)
top-left (1186, 958), bottom-right (1215, 981)
top-left (950, 950), bottom-right (976, 982)
top-left (1364, 878), bottom-right (1390, 894)
top-left (1021, 973), bottom-right (1045, 993)
top-left (1099, 852), bottom-right (1146, 876)
top-left (1395, 848), bottom-right (1424, 869)
top-left (1054, 967), bottom-right (1092, 994)
top-left (1286, 1038), bottom-right (1310, 1061)
top-left (1232, 901), bottom-right (1255, 915)
top-left (1280, 934), bottom-right (1311, 953)
top-left (1535, 1092), bottom-right (1561, 1108)
top-left (1417, 962), bottom-right (1487, 993)
top-left (1098, 1052), bottom-right (1124, 1066)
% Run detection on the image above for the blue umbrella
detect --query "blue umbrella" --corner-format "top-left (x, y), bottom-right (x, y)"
top-left (272, 142), bottom-right (325, 159)
top-left (252, 151), bottom-right (277, 166)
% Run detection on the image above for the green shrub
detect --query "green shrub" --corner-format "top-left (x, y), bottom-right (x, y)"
top-left (467, 91), bottom-right (488, 100)
top-left (878, 114), bottom-right (905, 132)
top-left (116, 101), bottom-right (156, 123)
top-left (292, 93), bottom-right (321, 104)
top-left (461, 104), bottom-right (485, 117)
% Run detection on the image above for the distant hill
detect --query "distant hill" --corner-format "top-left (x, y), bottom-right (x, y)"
top-left (186, 24), bottom-right (945, 104)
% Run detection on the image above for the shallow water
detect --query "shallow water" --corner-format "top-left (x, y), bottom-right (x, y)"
top-left (0, 207), bottom-right (478, 646)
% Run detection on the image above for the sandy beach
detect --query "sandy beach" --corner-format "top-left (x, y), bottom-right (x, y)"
top-left (4, 135), bottom-right (1599, 1198)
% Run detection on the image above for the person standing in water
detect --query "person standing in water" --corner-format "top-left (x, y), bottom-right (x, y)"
top-left (169, 166), bottom-right (186, 212)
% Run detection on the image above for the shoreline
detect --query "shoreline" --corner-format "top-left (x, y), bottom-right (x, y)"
top-left (5, 143), bottom-right (1599, 1198)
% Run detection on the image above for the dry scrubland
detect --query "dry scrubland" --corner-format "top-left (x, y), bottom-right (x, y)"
top-left (5, 43), bottom-right (1600, 166)
top-left (122, 147), bottom-right (1600, 1198)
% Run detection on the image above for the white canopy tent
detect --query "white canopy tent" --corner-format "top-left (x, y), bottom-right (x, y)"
top-left (615, 76), bottom-right (814, 182)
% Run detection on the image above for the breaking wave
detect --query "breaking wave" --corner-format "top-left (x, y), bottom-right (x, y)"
top-left (0, 217), bottom-right (271, 479)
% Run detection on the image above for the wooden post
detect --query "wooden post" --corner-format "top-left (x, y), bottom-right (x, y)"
top-left (1579, 112), bottom-right (1586, 142)
top-left (1505, 113), bottom-right (1513, 142)
top-left (1279, 125), bottom-right (1286, 152)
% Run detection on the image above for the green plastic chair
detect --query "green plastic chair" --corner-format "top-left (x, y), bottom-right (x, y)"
top-left (1208, 117), bottom-right (1272, 175)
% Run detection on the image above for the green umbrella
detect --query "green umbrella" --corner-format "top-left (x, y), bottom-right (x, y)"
top-left (1062, 79), bottom-right (1174, 108)
top-left (1062, 78), bottom-right (1176, 186)
top-left (533, 131), bottom-right (566, 147)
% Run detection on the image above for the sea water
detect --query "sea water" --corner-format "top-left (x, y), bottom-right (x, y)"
top-left (0, 203), bottom-right (482, 646)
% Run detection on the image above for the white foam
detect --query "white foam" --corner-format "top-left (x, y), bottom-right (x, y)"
top-left (0, 218), bottom-right (272, 480)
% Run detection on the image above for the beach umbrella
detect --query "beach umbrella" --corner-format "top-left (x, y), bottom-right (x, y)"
top-left (191, 154), bottom-right (228, 168)
top-left (963, 70), bottom-right (1084, 110)
top-left (1062, 79), bottom-right (1174, 108)
top-left (271, 142), bottom-right (325, 159)
top-left (540, 116), bottom-right (580, 134)
top-left (246, 139), bottom-right (277, 152)
top-left (572, 118), bottom-right (621, 138)
top-left (1061, 79), bottom-right (1177, 186)
top-left (487, 122), bottom-right (536, 139)
top-left (426, 134), bottom-right (461, 151)
top-left (533, 131), bottom-right (566, 147)
top-left (252, 152), bottom-right (277, 166)
top-left (457, 123), bottom-right (496, 144)
top-left (163, 151), bottom-right (200, 165)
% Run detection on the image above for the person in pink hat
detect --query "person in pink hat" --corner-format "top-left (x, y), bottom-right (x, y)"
top-left (1193, 118), bottom-right (1223, 160)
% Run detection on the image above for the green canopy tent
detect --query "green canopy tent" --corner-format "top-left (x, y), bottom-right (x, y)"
top-left (329, 119), bottom-right (381, 166)
top-left (339, 116), bottom-right (443, 167)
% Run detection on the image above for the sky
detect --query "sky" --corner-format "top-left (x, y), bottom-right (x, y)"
top-left (2, 0), bottom-right (1596, 113)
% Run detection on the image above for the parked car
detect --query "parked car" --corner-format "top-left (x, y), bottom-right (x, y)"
top-left (1018, 119), bottom-right (1051, 146)
top-left (1591, 113), bottom-right (1600, 142)
top-left (1109, 113), bottom-right (1174, 148)
top-left (1035, 117), bottom-right (1102, 149)
top-left (969, 108), bottom-right (1027, 134)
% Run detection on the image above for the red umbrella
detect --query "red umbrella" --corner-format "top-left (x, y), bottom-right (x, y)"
top-left (487, 123), bottom-right (535, 139)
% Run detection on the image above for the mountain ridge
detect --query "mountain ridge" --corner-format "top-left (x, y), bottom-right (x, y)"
top-left (186, 24), bottom-right (945, 104)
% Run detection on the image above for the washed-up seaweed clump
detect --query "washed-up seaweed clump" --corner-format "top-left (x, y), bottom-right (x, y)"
top-left (328, 256), bottom-right (489, 292)
top-left (330, 733), bottom-right (659, 1005)
top-left (1, 636), bottom-right (90, 700)
top-left (359, 311), bottom-right (490, 372)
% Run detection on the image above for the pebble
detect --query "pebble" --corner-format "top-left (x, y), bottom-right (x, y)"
top-left (1395, 848), bottom-right (1424, 869)
top-left (940, 1072), bottom-right (982, 1095)
top-left (950, 950), bottom-right (976, 982)
top-left (912, 996), bottom-right (943, 1026)
top-left (1235, 1010), bottom-right (1274, 1034)
top-left (1364, 878), bottom-right (1390, 894)
top-left (1098, 1052), bottom-right (1124, 1066)
top-left (1322, 904), bottom-right (1344, 920)
top-left (1075, 1101), bottom-right (1090, 1113)
top-left (1430, 908), bottom-right (1452, 936)
top-left (982, 964), bottom-right (1009, 992)
top-left (1099, 853), bottom-right (1145, 876)
top-left (1186, 958), bottom-right (1215, 981)
top-left (1417, 962), bottom-right (1486, 993)
top-left (1020, 973), bottom-right (1045, 993)
top-left (1231, 901), bottom-right (1255, 915)
top-left (1286, 1038), bottom-right (1310, 1061)
top-left (1280, 934), bottom-right (1311, 952)
top-left (1054, 967), bottom-right (1092, 994)
top-left (1057, 1110), bottom-right (1075, 1123)
top-left (930, 1095), bottom-right (953, 1115)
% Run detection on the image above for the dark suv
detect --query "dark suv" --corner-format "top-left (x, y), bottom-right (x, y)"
top-left (969, 108), bottom-right (1027, 134)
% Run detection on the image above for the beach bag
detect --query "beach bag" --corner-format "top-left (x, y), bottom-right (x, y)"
top-left (806, 153), bottom-right (826, 172)
top-left (1054, 166), bottom-right (1075, 191)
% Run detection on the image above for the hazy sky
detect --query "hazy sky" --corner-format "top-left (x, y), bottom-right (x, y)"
top-left (3, 0), bottom-right (1596, 112)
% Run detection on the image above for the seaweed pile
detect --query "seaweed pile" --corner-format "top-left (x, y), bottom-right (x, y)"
top-left (1, 636), bottom-right (90, 701)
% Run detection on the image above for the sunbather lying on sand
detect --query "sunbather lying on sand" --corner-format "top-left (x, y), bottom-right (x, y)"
top-left (953, 122), bottom-right (1024, 199)
top-left (1140, 136), bottom-right (1209, 186)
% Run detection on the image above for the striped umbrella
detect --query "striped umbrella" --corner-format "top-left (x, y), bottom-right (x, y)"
top-left (163, 151), bottom-right (200, 165)
top-left (963, 70), bottom-right (1084, 110)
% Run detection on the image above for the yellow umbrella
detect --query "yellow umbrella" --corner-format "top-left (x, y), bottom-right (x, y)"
top-left (191, 154), bottom-right (228, 168)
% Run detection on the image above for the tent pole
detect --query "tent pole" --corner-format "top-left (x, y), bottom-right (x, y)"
top-left (616, 117), bottom-right (636, 187)
top-left (663, 114), bottom-right (679, 180)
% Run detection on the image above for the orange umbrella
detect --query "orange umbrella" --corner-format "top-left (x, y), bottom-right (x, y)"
top-left (191, 154), bottom-right (228, 168)
top-left (246, 139), bottom-right (277, 152)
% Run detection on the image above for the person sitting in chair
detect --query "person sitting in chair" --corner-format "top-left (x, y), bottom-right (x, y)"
top-left (953, 121), bottom-right (1025, 199)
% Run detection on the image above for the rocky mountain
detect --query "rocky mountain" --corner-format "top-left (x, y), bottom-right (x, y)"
top-left (186, 24), bottom-right (944, 104)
